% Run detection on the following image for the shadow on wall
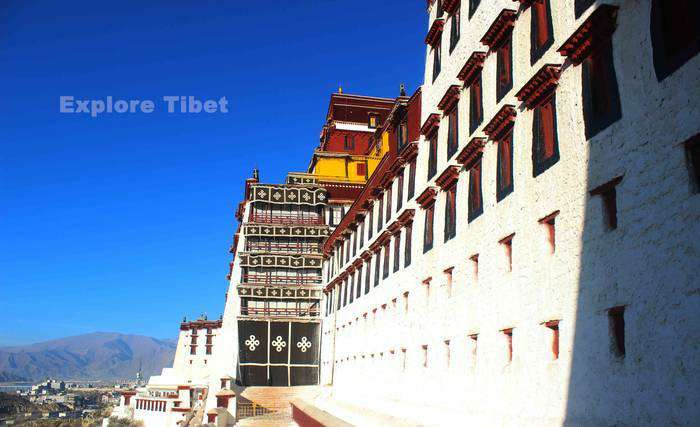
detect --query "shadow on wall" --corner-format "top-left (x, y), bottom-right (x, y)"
top-left (564, 1), bottom-right (700, 425)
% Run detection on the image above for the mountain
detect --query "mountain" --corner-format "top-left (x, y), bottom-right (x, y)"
top-left (0, 332), bottom-right (176, 382)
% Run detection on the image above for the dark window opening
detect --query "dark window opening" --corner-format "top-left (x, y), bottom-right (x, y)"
top-left (408, 160), bottom-right (417, 199)
top-left (582, 38), bottom-right (622, 139)
top-left (469, 0), bottom-right (480, 18)
top-left (377, 196), bottom-right (384, 232)
top-left (539, 211), bottom-right (559, 253)
top-left (497, 132), bottom-right (514, 201)
top-left (428, 137), bottom-right (438, 179)
top-left (532, 95), bottom-right (560, 176)
top-left (444, 186), bottom-right (457, 242)
top-left (651, 0), bottom-right (700, 81)
top-left (450, 5), bottom-right (461, 53)
top-left (531, 0), bottom-right (554, 64)
top-left (368, 209), bottom-right (374, 239)
top-left (684, 134), bottom-right (700, 193)
top-left (468, 159), bottom-right (483, 222)
top-left (369, 114), bottom-right (380, 128)
top-left (423, 204), bottom-right (435, 253)
top-left (344, 135), bottom-right (355, 150)
top-left (500, 234), bottom-right (514, 272)
top-left (470, 254), bottom-right (479, 283)
top-left (433, 43), bottom-right (442, 82)
top-left (590, 176), bottom-right (623, 231)
top-left (349, 274), bottom-right (355, 304)
top-left (469, 74), bottom-right (483, 134)
top-left (373, 253), bottom-right (381, 287)
top-left (608, 306), bottom-right (626, 358)
top-left (404, 224), bottom-right (413, 267)
top-left (436, 0), bottom-right (443, 17)
top-left (447, 106), bottom-right (459, 159)
top-left (393, 234), bottom-right (401, 272)
top-left (503, 329), bottom-right (513, 362)
top-left (397, 173), bottom-right (405, 210)
top-left (386, 187), bottom-right (393, 221)
top-left (398, 122), bottom-right (408, 151)
top-left (364, 261), bottom-right (372, 294)
top-left (382, 244), bottom-right (390, 279)
top-left (496, 36), bottom-right (513, 102)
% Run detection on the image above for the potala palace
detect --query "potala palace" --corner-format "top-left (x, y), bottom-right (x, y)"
top-left (111, 0), bottom-right (700, 425)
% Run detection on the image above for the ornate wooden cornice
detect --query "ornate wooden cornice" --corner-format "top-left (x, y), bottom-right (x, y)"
top-left (425, 18), bottom-right (445, 47)
top-left (388, 220), bottom-right (403, 235)
top-left (369, 239), bottom-right (383, 253)
top-left (420, 113), bottom-right (441, 138)
top-left (443, 0), bottom-right (460, 14)
top-left (438, 85), bottom-right (461, 113)
top-left (480, 9), bottom-right (517, 49)
top-left (238, 286), bottom-right (320, 299)
top-left (347, 265), bottom-right (356, 274)
top-left (456, 138), bottom-right (486, 169)
top-left (416, 186), bottom-right (439, 208)
top-left (457, 52), bottom-right (487, 87)
top-left (377, 230), bottom-right (393, 246)
top-left (352, 258), bottom-right (364, 269)
top-left (238, 253), bottom-right (322, 269)
top-left (515, 64), bottom-right (562, 108)
top-left (484, 105), bottom-right (517, 141)
top-left (242, 224), bottom-right (329, 238)
top-left (354, 211), bottom-right (366, 222)
top-left (399, 141), bottom-right (419, 162)
top-left (397, 209), bottom-right (415, 225)
top-left (558, 5), bottom-right (619, 65)
top-left (180, 319), bottom-right (223, 331)
top-left (249, 184), bottom-right (327, 206)
top-left (435, 165), bottom-right (461, 190)
top-left (360, 250), bottom-right (373, 261)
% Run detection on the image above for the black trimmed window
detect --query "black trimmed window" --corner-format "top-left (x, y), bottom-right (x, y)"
top-left (436, 0), bottom-right (443, 17)
top-left (433, 42), bottom-right (442, 82)
top-left (398, 122), bottom-right (408, 151)
top-left (356, 268), bottom-right (362, 298)
top-left (684, 134), bottom-right (700, 193)
top-left (349, 274), bottom-right (355, 304)
top-left (469, 73), bottom-right (483, 134)
top-left (386, 187), bottom-right (393, 221)
top-left (397, 172), bottom-right (404, 211)
top-left (582, 38), bottom-right (622, 139)
top-left (404, 224), bottom-right (413, 267)
top-left (368, 114), bottom-right (380, 128)
top-left (344, 135), bottom-right (355, 150)
top-left (590, 176), bottom-right (623, 231)
top-left (496, 35), bottom-right (513, 102)
top-left (368, 208), bottom-right (374, 239)
top-left (423, 204), bottom-right (435, 253)
top-left (408, 160), bottom-right (417, 199)
top-left (469, 0), bottom-right (480, 19)
top-left (449, 4), bottom-right (461, 53)
top-left (608, 306), bottom-right (626, 358)
top-left (337, 286), bottom-right (342, 310)
top-left (364, 261), bottom-right (371, 294)
top-left (531, 0), bottom-right (554, 64)
top-left (428, 137), bottom-right (438, 179)
top-left (496, 132), bottom-right (514, 201)
top-left (359, 221), bottom-right (365, 248)
top-left (468, 159), bottom-right (483, 222)
top-left (393, 234), bottom-right (401, 272)
top-left (532, 94), bottom-right (560, 176)
top-left (447, 106), bottom-right (459, 159)
top-left (373, 253), bottom-right (380, 287)
top-left (651, 0), bottom-right (700, 81)
top-left (382, 243), bottom-right (390, 279)
top-left (377, 195), bottom-right (384, 232)
top-left (444, 186), bottom-right (457, 242)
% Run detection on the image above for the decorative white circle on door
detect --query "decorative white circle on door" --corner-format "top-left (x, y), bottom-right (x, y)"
top-left (245, 335), bottom-right (260, 351)
top-left (297, 336), bottom-right (312, 352)
top-left (271, 336), bottom-right (286, 352)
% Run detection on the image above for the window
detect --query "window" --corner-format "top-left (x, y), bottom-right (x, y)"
top-left (428, 137), bottom-right (438, 179)
top-left (404, 224), bottom-right (413, 267)
top-left (357, 162), bottom-right (367, 176)
top-left (444, 186), bottom-right (457, 242)
top-left (685, 134), bottom-right (700, 193)
top-left (368, 208), bottom-right (374, 239)
top-left (651, 0), bottom-right (700, 81)
top-left (393, 234), bottom-right (401, 272)
top-left (349, 274), bottom-right (355, 304)
top-left (496, 35), bottom-right (513, 102)
top-left (423, 204), bottom-right (435, 253)
top-left (401, 348), bottom-right (407, 371)
top-left (447, 106), bottom-right (459, 159)
top-left (500, 234), bottom-right (514, 272)
top-left (503, 329), bottom-right (513, 362)
top-left (532, 95), bottom-right (560, 176)
top-left (449, 4), bottom-right (461, 53)
top-left (206, 346), bottom-right (212, 355)
top-left (582, 38), bottom-right (622, 139)
top-left (382, 243), bottom-right (390, 279)
top-left (470, 254), bottom-right (479, 284)
top-left (433, 43), bottom-right (442, 81)
top-left (373, 253), bottom-right (381, 287)
top-left (444, 267), bottom-right (453, 297)
top-left (469, 0), bottom-right (480, 18)
top-left (436, 0), bottom-right (443, 16)
top-left (590, 176), bottom-right (623, 231)
top-left (545, 320), bottom-right (560, 360)
top-left (497, 132), bottom-right (514, 201)
top-left (408, 160), bottom-right (417, 199)
top-left (364, 260), bottom-right (371, 294)
top-left (368, 114), bottom-right (380, 128)
top-left (608, 306), bottom-right (625, 358)
top-left (422, 345), bottom-right (429, 368)
top-left (386, 187), bottom-right (393, 221)
top-left (469, 73), bottom-right (483, 134)
top-left (336, 285), bottom-right (342, 310)
top-left (531, 0), bottom-right (554, 64)
top-left (359, 221), bottom-right (365, 248)
top-left (356, 268), bottom-right (362, 298)
top-left (468, 159), bottom-right (483, 222)
top-left (398, 122), bottom-right (408, 151)
top-left (444, 340), bottom-right (451, 367)
top-left (469, 334), bottom-right (478, 364)
top-left (344, 135), bottom-right (355, 150)
top-left (377, 196), bottom-right (384, 232)
top-left (190, 346), bottom-right (196, 355)
top-left (397, 172), bottom-right (404, 210)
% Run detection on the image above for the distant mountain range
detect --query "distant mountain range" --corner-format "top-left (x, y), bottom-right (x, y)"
top-left (0, 333), bottom-right (176, 382)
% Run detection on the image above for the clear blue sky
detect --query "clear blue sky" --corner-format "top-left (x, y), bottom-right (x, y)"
top-left (0, 1), bottom-right (427, 345)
